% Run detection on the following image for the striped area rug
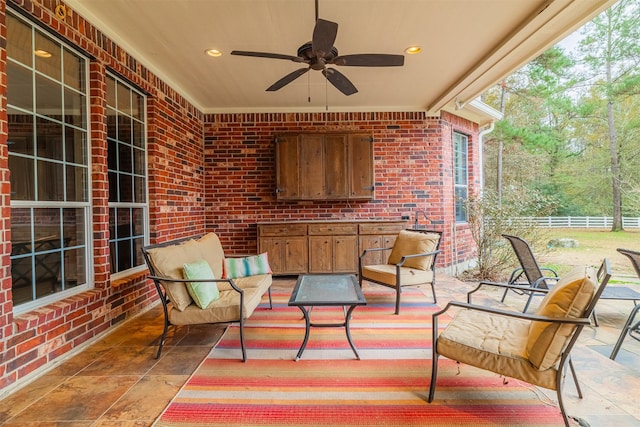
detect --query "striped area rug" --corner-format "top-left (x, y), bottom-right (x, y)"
top-left (154, 290), bottom-right (564, 426)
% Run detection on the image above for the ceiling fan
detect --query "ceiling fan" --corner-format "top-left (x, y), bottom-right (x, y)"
top-left (230, 1), bottom-right (404, 96)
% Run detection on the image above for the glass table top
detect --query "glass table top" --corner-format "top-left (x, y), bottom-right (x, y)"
top-left (289, 274), bottom-right (366, 306)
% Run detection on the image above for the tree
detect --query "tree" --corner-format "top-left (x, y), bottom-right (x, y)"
top-left (576, 0), bottom-right (640, 230)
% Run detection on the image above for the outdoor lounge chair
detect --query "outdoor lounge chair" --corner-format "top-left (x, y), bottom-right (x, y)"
top-left (429, 259), bottom-right (612, 427)
top-left (358, 229), bottom-right (442, 314)
top-left (608, 248), bottom-right (640, 360)
top-left (475, 234), bottom-right (560, 312)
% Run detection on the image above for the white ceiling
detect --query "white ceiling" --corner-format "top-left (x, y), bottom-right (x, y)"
top-left (64, 0), bottom-right (616, 119)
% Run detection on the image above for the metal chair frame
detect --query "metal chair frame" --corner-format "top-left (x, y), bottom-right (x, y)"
top-left (609, 248), bottom-right (640, 360)
top-left (430, 259), bottom-right (612, 427)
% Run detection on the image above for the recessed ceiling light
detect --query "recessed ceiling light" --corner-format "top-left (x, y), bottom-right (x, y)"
top-left (405, 46), bottom-right (422, 55)
top-left (34, 49), bottom-right (52, 58)
top-left (205, 49), bottom-right (223, 57)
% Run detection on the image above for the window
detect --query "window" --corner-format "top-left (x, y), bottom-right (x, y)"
top-left (106, 73), bottom-right (148, 275)
top-left (454, 132), bottom-right (469, 222)
top-left (7, 12), bottom-right (91, 309)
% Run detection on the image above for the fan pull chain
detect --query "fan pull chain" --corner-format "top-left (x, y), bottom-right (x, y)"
top-left (325, 74), bottom-right (328, 111)
top-left (308, 72), bottom-right (311, 103)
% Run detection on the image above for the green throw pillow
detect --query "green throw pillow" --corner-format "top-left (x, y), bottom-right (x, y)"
top-left (183, 260), bottom-right (220, 309)
top-left (223, 253), bottom-right (272, 279)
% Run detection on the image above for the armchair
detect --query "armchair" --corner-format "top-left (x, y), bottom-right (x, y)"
top-left (429, 259), bottom-right (612, 427)
top-left (358, 229), bottom-right (441, 314)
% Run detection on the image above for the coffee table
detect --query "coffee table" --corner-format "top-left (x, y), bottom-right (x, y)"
top-left (288, 274), bottom-right (367, 361)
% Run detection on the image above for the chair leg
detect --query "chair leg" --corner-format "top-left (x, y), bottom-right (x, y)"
top-left (610, 304), bottom-right (640, 360)
top-left (156, 321), bottom-right (169, 359)
top-left (428, 352), bottom-right (439, 402)
top-left (239, 317), bottom-right (247, 362)
top-left (395, 286), bottom-right (401, 315)
top-left (556, 383), bottom-right (571, 427)
top-left (267, 287), bottom-right (273, 309)
top-left (500, 287), bottom-right (510, 303)
top-left (430, 281), bottom-right (437, 304)
top-left (568, 358), bottom-right (583, 398)
top-left (522, 292), bottom-right (535, 313)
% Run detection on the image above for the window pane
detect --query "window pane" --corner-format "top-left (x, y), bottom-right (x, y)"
top-left (33, 208), bottom-right (61, 240)
top-left (66, 165), bottom-right (88, 202)
top-left (7, 14), bottom-right (32, 66)
top-left (65, 126), bottom-right (87, 165)
top-left (12, 257), bottom-right (34, 305)
top-left (134, 237), bottom-right (145, 267)
top-left (132, 92), bottom-right (144, 120)
top-left (64, 248), bottom-right (86, 287)
top-left (8, 156), bottom-right (35, 200)
top-left (117, 81), bottom-right (131, 115)
top-left (11, 208), bottom-right (32, 253)
top-left (36, 75), bottom-right (63, 120)
top-left (133, 147), bottom-right (145, 175)
top-left (63, 208), bottom-right (85, 246)
top-left (37, 160), bottom-right (64, 201)
top-left (117, 209), bottom-right (132, 238)
top-left (134, 176), bottom-right (146, 203)
top-left (132, 208), bottom-right (144, 236)
top-left (64, 88), bottom-right (86, 127)
top-left (118, 115), bottom-right (132, 144)
top-left (119, 143), bottom-right (132, 173)
top-left (107, 108), bottom-right (117, 139)
top-left (133, 120), bottom-right (144, 148)
top-left (7, 62), bottom-right (34, 111)
top-left (109, 172), bottom-right (118, 202)
top-left (36, 117), bottom-right (64, 161)
top-left (34, 31), bottom-right (61, 80)
top-left (8, 108), bottom-right (35, 155)
top-left (119, 174), bottom-right (133, 202)
top-left (117, 240), bottom-right (133, 271)
top-left (63, 49), bottom-right (84, 91)
top-left (109, 209), bottom-right (116, 240)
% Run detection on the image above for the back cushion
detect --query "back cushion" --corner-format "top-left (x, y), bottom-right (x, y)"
top-left (387, 230), bottom-right (440, 270)
top-left (526, 266), bottom-right (596, 370)
top-left (146, 233), bottom-right (225, 311)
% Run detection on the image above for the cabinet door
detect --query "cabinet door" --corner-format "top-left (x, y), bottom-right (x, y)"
top-left (283, 236), bottom-right (309, 274)
top-left (349, 134), bottom-right (374, 199)
top-left (299, 134), bottom-right (324, 199)
top-left (324, 134), bottom-right (348, 199)
top-left (309, 236), bottom-right (332, 273)
top-left (276, 135), bottom-right (300, 200)
top-left (334, 235), bottom-right (358, 272)
top-left (260, 237), bottom-right (285, 274)
top-left (359, 235), bottom-right (384, 266)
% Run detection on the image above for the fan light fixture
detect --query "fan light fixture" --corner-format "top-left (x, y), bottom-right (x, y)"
top-left (405, 46), bottom-right (422, 55)
top-left (205, 49), bottom-right (223, 57)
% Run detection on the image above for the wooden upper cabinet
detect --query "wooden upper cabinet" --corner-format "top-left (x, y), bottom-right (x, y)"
top-left (275, 133), bottom-right (374, 201)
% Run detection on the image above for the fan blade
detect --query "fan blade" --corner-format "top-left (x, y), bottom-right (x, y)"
top-left (312, 19), bottom-right (338, 56)
top-left (266, 68), bottom-right (310, 91)
top-left (322, 68), bottom-right (357, 96)
top-left (231, 50), bottom-right (303, 62)
top-left (333, 54), bottom-right (405, 67)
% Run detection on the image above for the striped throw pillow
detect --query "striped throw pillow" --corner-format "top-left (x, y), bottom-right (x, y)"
top-left (223, 253), bottom-right (272, 279)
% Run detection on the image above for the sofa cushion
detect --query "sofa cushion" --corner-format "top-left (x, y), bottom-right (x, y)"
top-left (223, 253), bottom-right (272, 279)
top-left (526, 266), bottom-right (596, 370)
top-left (146, 238), bottom-right (199, 311)
top-left (183, 259), bottom-right (220, 309)
top-left (387, 230), bottom-right (439, 270)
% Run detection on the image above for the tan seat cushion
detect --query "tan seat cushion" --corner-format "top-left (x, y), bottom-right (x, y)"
top-left (526, 266), bottom-right (596, 370)
top-left (387, 230), bottom-right (439, 270)
top-left (438, 309), bottom-right (557, 390)
top-left (361, 264), bottom-right (434, 287)
top-left (168, 285), bottom-right (266, 325)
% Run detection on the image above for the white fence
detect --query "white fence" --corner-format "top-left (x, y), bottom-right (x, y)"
top-left (512, 216), bottom-right (640, 228)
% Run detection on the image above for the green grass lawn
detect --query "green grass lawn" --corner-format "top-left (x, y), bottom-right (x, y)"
top-left (538, 228), bottom-right (640, 282)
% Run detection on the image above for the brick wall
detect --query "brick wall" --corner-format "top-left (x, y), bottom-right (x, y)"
top-left (204, 112), bottom-right (479, 268)
top-left (0, 0), bottom-right (205, 390)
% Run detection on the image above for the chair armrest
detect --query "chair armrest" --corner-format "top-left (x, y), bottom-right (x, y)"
top-left (467, 280), bottom-right (551, 302)
top-left (433, 300), bottom-right (591, 326)
top-left (147, 275), bottom-right (243, 293)
top-left (397, 250), bottom-right (441, 267)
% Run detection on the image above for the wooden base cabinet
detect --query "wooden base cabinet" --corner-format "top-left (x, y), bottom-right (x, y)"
top-left (258, 220), bottom-right (406, 275)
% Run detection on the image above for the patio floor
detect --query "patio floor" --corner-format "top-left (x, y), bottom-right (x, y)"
top-left (0, 274), bottom-right (639, 426)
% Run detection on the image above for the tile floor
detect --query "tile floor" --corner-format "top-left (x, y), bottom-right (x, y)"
top-left (0, 275), bottom-right (639, 426)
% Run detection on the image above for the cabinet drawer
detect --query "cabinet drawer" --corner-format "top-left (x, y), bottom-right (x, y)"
top-left (358, 222), bottom-right (406, 235)
top-left (308, 223), bottom-right (358, 235)
top-left (259, 223), bottom-right (307, 237)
